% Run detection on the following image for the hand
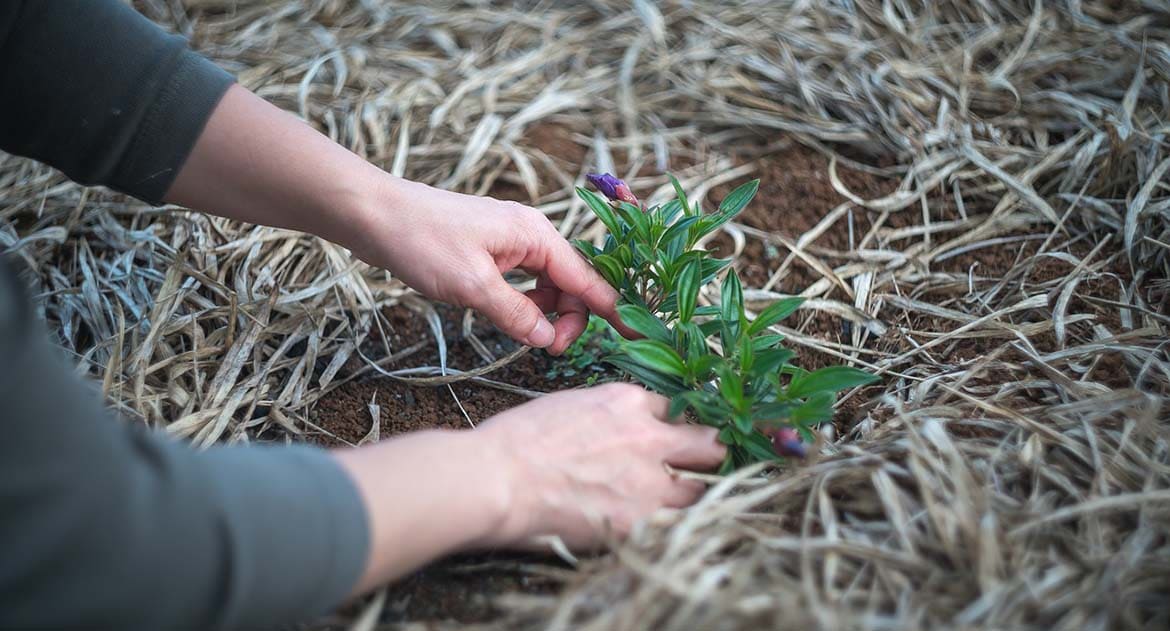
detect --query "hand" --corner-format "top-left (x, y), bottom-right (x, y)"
top-left (349, 177), bottom-right (627, 354)
top-left (166, 85), bottom-right (624, 355)
top-left (333, 383), bottom-right (723, 594)
top-left (474, 383), bottom-right (727, 547)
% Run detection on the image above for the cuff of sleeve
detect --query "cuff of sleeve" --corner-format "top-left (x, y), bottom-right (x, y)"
top-left (115, 50), bottom-right (234, 205)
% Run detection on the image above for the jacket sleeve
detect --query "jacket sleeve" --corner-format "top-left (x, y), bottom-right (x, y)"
top-left (0, 259), bottom-right (370, 630)
top-left (0, 0), bottom-right (234, 203)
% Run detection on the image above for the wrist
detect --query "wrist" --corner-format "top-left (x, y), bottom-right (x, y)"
top-left (319, 163), bottom-right (399, 259)
top-left (449, 428), bottom-right (520, 549)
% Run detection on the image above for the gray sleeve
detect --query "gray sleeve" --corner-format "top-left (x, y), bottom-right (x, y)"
top-left (0, 259), bottom-right (370, 629)
top-left (0, 0), bottom-right (234, 204)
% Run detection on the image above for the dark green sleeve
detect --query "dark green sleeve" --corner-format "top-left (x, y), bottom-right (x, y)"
top-left (0, 0), bottom-right (234, 203)
top-left (0, 258), bottom-right (370, 630)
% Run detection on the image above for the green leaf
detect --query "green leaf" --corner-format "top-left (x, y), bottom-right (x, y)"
top-left (700, 257), bottom-right (733, 284)
top-left (742, 431), bottom-right (779, 463)
top-left (717, 426), bottom-right (739, 446)
top-left (615, 243), bottom-right (634, 267)
top-left (718, 179), bottom-right (760, 220)
top-left (676, 260), bottom-right (702, 322)
top-left (750, 348), bottom-right (795, 378)
top-left (733, 413), bottom-right (754, 434)
top-left (715, 364), bottom-right (745, 409)
top-left (698, 319), bottom-right (722, 338)
top-left (747, 297), bottom-right (804, 335)
top-left (689, 354), bottom-right (723, 381)
top-left (616, 202), bottom-right (650, 241)
top-left (659, 199), bottom-right (685, 224)
top-left (750, 334), bottom-right (786, 351)
top-left (677, 321), bottom-right (704, 357)
top-left (591, 254), bottom-right (625, 289)
top-left (616, 304), bottom-right (672, 345)
top-left (623, 340), bottom-right (687, 378)
top-left (577, 188), bottom-right (623, 237)
top-left (720, 269), bottom-right (744, 324)
top-left (790, 391), bottom-right (835, 425)
top-left (572, 239), bottom-right (599, 259)
top-left (659, 215), bottom-right (700, 250)
top-left (668, 174), bottom-right (692, 216)
top-left (605, 357), bottom-right (688, 396)
top-left (737, 333), bottom-right (754, 373)
top-left (787, 366), bottom-right (879, 399)
top-left (691, 180), bottom-right (761, 241)
top-left (633, 242), bottom-right (657, 267)
top-left (693, 305), bottom-right (722, 317)
top-left (672, 390), bottom-right (731, 424)
top-left (753, 400), bottom-right (794, 421)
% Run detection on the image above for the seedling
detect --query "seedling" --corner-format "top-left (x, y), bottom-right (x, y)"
top-left (546, 315), bottom-right (620, 385)
top-left (576, 173), bottom-right (878, 472)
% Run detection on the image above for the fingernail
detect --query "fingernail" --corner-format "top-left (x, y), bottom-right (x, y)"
top-left (526, 318), bottom-right (555, 347)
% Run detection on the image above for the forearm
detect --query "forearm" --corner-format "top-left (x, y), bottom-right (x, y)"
top-left (331, 429), bottom-right (513, 596)
top-left (164, 84), bottom-right (390, 254)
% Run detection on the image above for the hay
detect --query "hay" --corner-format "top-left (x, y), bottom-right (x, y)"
top-left (1, 0), bottom-right (1167, 629)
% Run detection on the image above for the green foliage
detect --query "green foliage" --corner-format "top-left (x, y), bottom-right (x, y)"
top-left (576, 177), bottom-right (879, 470)
top-left (545, 315), bottom-right (621, 385)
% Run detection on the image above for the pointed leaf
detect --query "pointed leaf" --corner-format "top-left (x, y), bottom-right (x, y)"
top-left (623, 340), bottom-right (687, 378)
top-left (605, 357), bottom-right (687, 396)
top-left (676, 259), bottom-right (701, 322)
top-left (668, 173), bottom-right (692, 216)
top-left (788, 366), bottom-right (879, 399)
top-left (789, 391), bottom-right (835, 425)
top-left (576, 187), bottom-right (622, 237)
top-left (720, 269), bottom-right (744, 324)
top-left (616, 304), bottom-right (671, 345)
top-left (751, 334), bottom-right (786, 351)
top-left (747, 297), bottom-right (805, 334)
top-left (750, 348), bottom-right (795, 378)
top-left (591, 254), bottom-right (625, 289)
top-left (572, 239), bottom-right (599, 259)
top-left (718, 179), bottom-right (760, 219)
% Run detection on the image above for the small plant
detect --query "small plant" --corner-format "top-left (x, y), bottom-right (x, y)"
top-left (576, 173), bottom-right (878, 472)
top-left (546, 315), bottom-right (621, 385)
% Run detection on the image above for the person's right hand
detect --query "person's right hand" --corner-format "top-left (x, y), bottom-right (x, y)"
top-left (474, 383), bottom-right (727, 548)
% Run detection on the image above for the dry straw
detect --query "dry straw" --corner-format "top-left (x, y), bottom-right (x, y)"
top-left (1, 0), bottom-right (1168, 629)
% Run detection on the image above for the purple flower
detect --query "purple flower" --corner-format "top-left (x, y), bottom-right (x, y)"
top-left (586, 173), bottom-right (639, 206)
top-left (770, 427), bottom-right (807, 459)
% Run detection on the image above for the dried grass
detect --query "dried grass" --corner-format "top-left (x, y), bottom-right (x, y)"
top-left (1, 1), bottom-right (1168, 629)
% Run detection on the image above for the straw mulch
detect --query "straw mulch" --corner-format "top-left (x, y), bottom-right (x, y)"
top-left (1, 1), bottom-right (1167, 629)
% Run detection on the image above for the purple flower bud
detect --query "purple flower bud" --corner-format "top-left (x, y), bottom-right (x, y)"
top-left (770, 427), bottom-right (807, 459)
top-left (586, 173), bottom-right (639, 206)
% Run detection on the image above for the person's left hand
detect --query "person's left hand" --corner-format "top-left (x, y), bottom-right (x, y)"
top-left (348, 177), bottom-right (628, 354)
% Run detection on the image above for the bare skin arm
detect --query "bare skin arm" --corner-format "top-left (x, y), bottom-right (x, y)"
top-left (165, 84), bottom-right (726, 597)
top-left (167, 84), bottom-right (630, 353)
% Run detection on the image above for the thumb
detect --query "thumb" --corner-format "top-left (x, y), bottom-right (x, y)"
top-left (472, 273), bottom-right (556, 348)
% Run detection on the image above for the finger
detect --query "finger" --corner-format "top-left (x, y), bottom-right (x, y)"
top-left (549, 291), bottom-right (588, 355)
top-left (661, 476), bottom-right (706, 509)
top-left (473, 273), bottom-right (556, 348)
top-left (537, 236), bottom-right (637, 339)
top-left (659, 425), bottom-right (726, 471)
top-left (524, 286), bottom-right (559, 313)
top-left (641, 391), bottom-right (671, 421)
